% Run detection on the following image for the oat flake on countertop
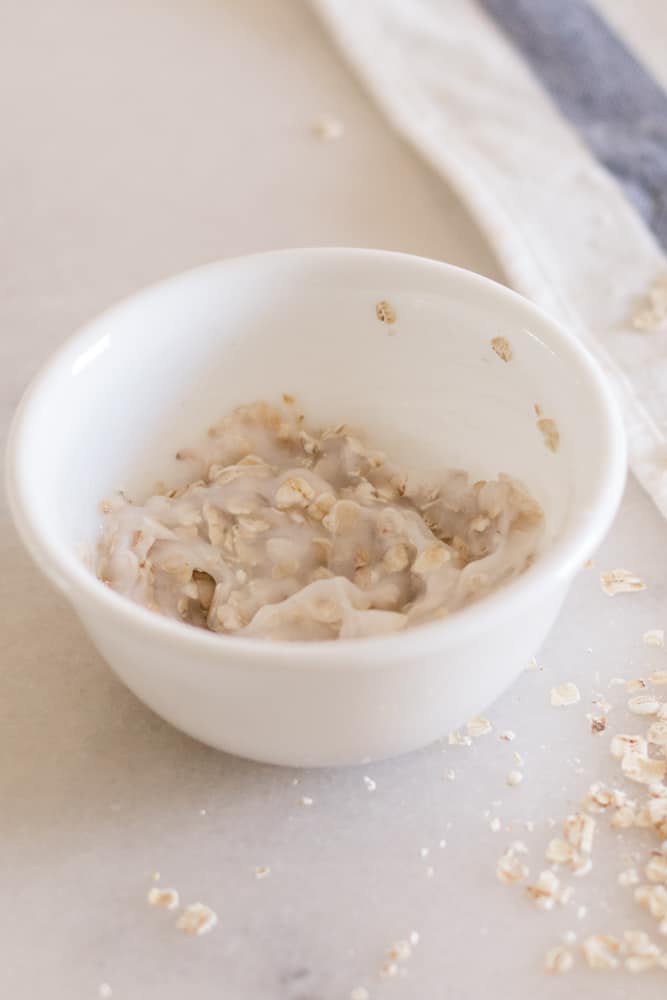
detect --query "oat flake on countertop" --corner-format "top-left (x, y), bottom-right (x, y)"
top-left (490, 336), bottom-right (512, 361)
top-left (600, 569), bottom-right (646, 596)
top-left (147, 887), bottom-right (179, 910)
top-left (550, 682), bottom-right (581, 707)
top-left (176, 902), bottom-right (218, 935)
top-left (545, 945), bottom-right (574, 974)
top-left (312, 113), bottom-right (344, 140)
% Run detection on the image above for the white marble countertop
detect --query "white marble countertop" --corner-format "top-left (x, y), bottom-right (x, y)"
top-left (2, 2), bottom-right (665, 998)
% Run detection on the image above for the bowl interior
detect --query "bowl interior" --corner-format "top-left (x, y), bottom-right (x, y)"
top-left (10, 250), bottom-right (620, 590)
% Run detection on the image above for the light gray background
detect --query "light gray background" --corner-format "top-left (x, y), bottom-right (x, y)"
top-left (1, 2), bottom-right (665, 998)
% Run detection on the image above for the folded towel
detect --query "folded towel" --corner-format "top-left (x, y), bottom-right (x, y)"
top-left (313, 0), bottom-right (667, 515)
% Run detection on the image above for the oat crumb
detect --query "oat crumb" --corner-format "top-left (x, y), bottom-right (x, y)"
top-left (497, 847), bottom-right (529, 884)
top-left (600, 569), bottom-right (646, 596)
top-left (618, 867), bottom-right (640, 887)
top-left (448, 730), bottom-right (472, 747)
top-left (632, 273), bottom-right (667, 331)
top-left (506, 769), bottom-right (523, 787)
top-left (350, 988), bottom-right (370, 1000)
top-left (363, 775), bottom-right (377, 792)
top-left (147, 887), bottom-right (180, 910)
top-left (255, 866), bottom-right (271, 880)
top-left (300, 796), bottom-right (314, 807)
top-left (537, 417), bottom-right (560, 453)
top-left (550, 682), bottom-right (581, 707)
top-left (644, 629), bottom-right (664, 647)
top-left (628, 693), bottom-right (660, 716)
top-left (589, 714), bottom-right (608, 734)
top-left (387, 939), bottom-right (412, 962)
top-left (444, 768), bottom-right (456, 781)
top-left (176, 902), bottom-right (218, 936)
top-left (499, 730), bottom-right (516, 742)
top-left (582, 934), bottom-right (621, 970)
top-left (467, 716), bottom-right (492, 738)
top-left (313, 113), bottom-right (344, 140)
top-left (545, 945), bottom-right (573, 974)
top-left (610, 733), bottom-right (647, 759)
top-left (491, 336), bottom-right (512, 362)
top-left (375, 300), bottom-right (396, 325)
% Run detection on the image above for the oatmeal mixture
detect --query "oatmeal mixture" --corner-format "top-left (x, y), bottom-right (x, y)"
top-left (96, 401), bottom-right (543, 640)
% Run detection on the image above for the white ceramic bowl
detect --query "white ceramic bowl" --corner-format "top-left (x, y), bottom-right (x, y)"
top-left (6, 249), bottom-right (626, 766)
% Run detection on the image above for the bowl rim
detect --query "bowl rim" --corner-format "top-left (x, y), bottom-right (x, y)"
top-left (6, 247), bottom-right (627, 667)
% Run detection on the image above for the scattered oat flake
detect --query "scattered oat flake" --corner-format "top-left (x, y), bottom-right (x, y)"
top-left (610, 733), bottom-right (648, 759)
top-left (618, 868), bottom-right (640, 887)
top-left (650, 670), bottom-right (667, 685)
top-left (564, 813), bottom-right (596, 854)
top-left (512, 751), bottom-right (524, 766)
top-left (255, 866), bottom-right (270, 880)
top-left (375, 300), bottom-right (396, 325)
top-left (419, 847), bottom-right (430, 858)
top-left (550, 682), bottom-right (581, 707)
top-left (497, 847), bottom-right (529, 884)
top-left (444, 768), bottom-right (456, 781)
top-left (621, 751), bottom-right (666, 785)
top-left (387, 939), bottom-right (412, 962)
top-left (632, 273), bottom-right (667, 331)
top-left (589, 715), bottom-right (607, 734)
top-left (646, 854), bottom-right (667, 883)
top-left (546, 838), bottom-right (577, 865)
top-left (312, 113), bottom-right (344, 139)
top-left (582, 934), bottom-right (621, 970)
top-left (380, 962), bottom-right (399, 979)
top-left (448, 730), bottom-right (472, 746)
top-left (644, 629), bottom-right (665, 647)
top-left (147, 887), bottom-right (179, 910)
top-left (506, 770), bottom-right (523, 787)
top-left (526, 656), bottom-right (542, 671)
top-left (545, 945), bottom-right (574, 974)
top-left (467, 715), bottom-right (492, 737)
top-left (526, 870), bottom-right (568, 910)
top-left (409, 931), bottom-right (420, 946)
top-left (490, 817), bottom-right (502, 832)
top-left (176, 902), bottom-right (218, 936)
top-left (499, 730), bottom-right (516, 742)
top-left (537, 417), bottom-right (559, 453)
top-left (647, 720), bottom-right (667, 746)
top-left (491, 336), bottom-right (512, 362)
top-left (600, 569), bottom-right (646, 596)
top-left (363, 775), bottom-right (377, 792)
top-left (628, 693), bottom-right (661, 716)
top-left (300, 796), bottom-right (314, 806)
top-left (350, 988), bottom-right (370, 1000)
